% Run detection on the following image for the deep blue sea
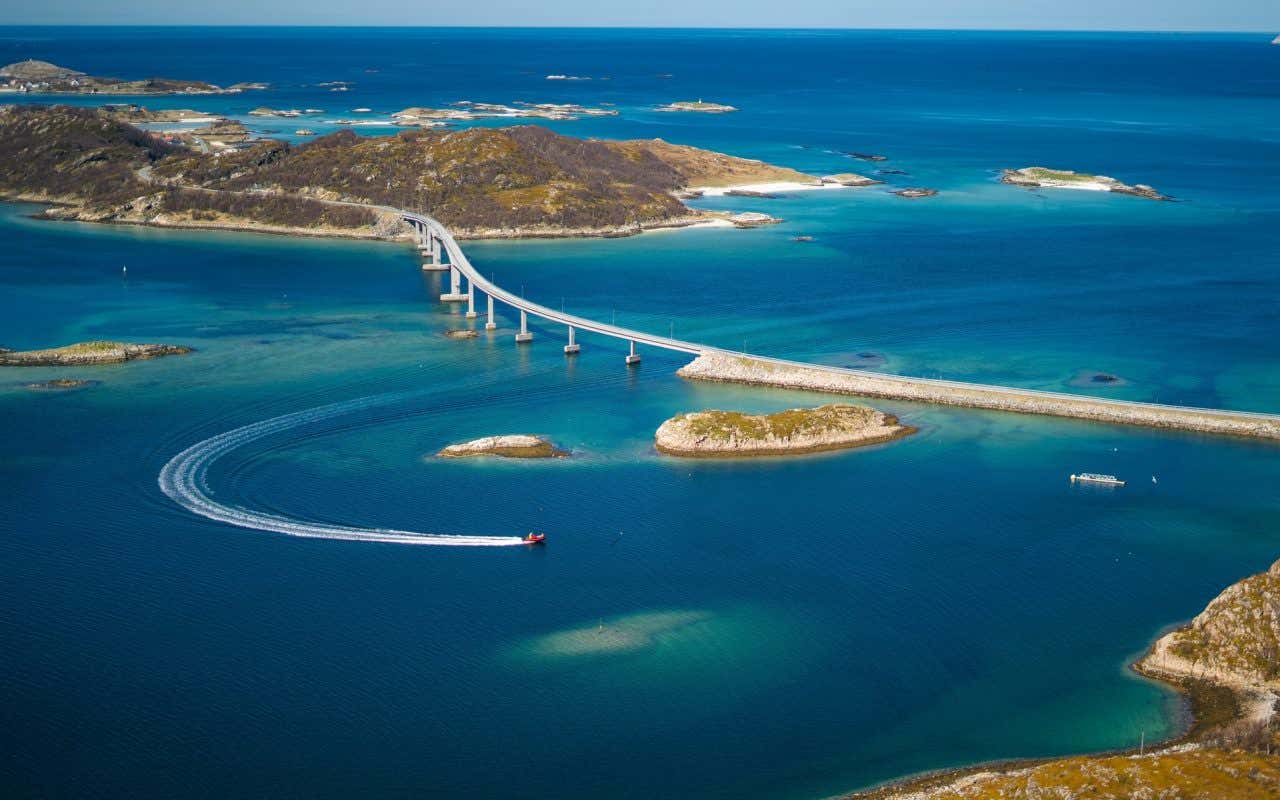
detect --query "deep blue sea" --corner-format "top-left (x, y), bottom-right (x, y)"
top-left (2, 28), bottom-right (1279, 799)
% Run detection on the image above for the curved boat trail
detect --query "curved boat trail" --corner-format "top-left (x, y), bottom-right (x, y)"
top-left (158, 394), bottom-right (528, 547)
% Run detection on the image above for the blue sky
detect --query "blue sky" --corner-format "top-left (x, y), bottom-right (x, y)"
top-left (4, 0), bottom-right (1278, 30)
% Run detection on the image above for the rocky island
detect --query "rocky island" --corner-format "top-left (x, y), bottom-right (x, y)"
top-left (852, 558), bottom-right (1280, 799)
top-left (24, 378), bottom-right (100, 390)
top-left (654, 404), bottom-right (915, 457)
top-left (0, 105), bottom-right (831, 240)
top-left (892, 187), bottom-right (939, 198)
top-left (392, 101), bottom-right (617, 125)
top-left (728, 212), bottom-right (781, 228)
top-left (657, 100), bottom-right (738, 113)
top-left (437, 435), bottom-right (567, 459)
top-left (1001, 166), bottom-right (1170, 200)
top-left (822, 173), bottom-right (881, 187)
top-left (0, 60), bottom-right (263, 96)
top-left (0, 341), bottom-right (191, 366)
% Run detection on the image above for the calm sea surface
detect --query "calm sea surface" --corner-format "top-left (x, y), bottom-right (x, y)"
top-left (2, 28), bottom-right (1279, 799)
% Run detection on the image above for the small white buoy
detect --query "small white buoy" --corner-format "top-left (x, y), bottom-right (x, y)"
top-left (1152, 475), bottom-right (1158, 484)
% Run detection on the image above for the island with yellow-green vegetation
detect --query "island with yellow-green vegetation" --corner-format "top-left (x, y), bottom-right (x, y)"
top-left (848, 558), bottom-right (1280, 799)
top-left (0, 341), bottom-right (192, 366)
top-left (654, 403), bottom-right (915, 457)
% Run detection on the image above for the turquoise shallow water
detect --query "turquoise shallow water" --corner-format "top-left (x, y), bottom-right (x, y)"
top-left (2, 28), bottom-right (1280, 800)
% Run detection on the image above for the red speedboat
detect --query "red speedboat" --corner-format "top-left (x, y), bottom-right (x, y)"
top-left (524, 532), bottom-right (546, 545)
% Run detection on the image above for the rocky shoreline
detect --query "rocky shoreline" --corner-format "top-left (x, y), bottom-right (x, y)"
top-left (676, 353), bottom-right (1280, 441)
top-left (437, 435), bottom-right (567, 459)
top-left (19, 195), bottom-right (722, 243)
top-left (0, 341), bottom-right (192, 366)
top-left (655, 404), bottom-right (914, 457)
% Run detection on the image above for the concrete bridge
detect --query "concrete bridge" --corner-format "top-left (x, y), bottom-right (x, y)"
top-left (404, 210), bottom-right (699, 362)
top-left (400, 210), bottom-right (1280, 440)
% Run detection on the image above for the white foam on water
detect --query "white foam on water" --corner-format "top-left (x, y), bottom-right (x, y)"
top-left (159, 394), bottom-right (527, 547)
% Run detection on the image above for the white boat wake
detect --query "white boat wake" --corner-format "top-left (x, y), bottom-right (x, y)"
top-left (158, 394), bottom-right (528, 547)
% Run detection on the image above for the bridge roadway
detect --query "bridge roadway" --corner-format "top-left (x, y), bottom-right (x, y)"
top-left (397, 209), bottom-right (1280, 435)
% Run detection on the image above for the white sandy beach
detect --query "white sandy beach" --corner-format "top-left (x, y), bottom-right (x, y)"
top-left (690, 181), bottom-right (854, 197)
top-left (1037, 181), bottom-right (1114, 192)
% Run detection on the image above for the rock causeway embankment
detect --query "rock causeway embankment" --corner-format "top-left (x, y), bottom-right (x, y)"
top-left (677, 353), bottom-right (1280, 441)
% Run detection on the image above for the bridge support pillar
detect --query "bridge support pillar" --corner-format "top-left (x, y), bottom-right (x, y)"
top-left (485, 295), bottom-right (497, 330)
top-left (625, 340), bottom-right (641, 366)
top-left (465, 284), bottom-right (477, 319)
top-left (440, 266), bottom-right (467, 302)
top-left (421, 234), bottom-right (448, 270)
top-left (564, 326), bottom-right (580, 355)
top-left (515, 310), bottom-right (533, 343)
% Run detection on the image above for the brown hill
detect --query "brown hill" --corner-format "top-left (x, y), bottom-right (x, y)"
top-left (0, 105), bottom-right (819, 237)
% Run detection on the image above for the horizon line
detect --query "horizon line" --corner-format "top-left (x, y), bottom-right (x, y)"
top-left (0, 24), bottom-right (1275, 34)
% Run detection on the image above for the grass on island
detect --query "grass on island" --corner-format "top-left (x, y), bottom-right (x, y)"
top-left (48, 341), bottom-right (126, 355)
top-left (1021, 167), bottom-right (1102, 183)
top-left (680, 405), bottom-right (878, 442)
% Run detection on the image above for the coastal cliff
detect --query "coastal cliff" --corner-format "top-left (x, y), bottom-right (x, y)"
top-left (655, 404), bottom-right (913, 457)
top-left (1139, 559), bottom-right (1280, 690)
top-left (0, 105), bottom-right (823, 240)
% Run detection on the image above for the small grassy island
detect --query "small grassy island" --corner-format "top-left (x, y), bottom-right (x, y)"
top-left (852, 558), bottom-right (1280, 799)
top-left (0, 59), bottom-right (263, 95)
top-left (0, 105), bottom-right (826, 240)
top-left (437, 435), bottom-right (568, 459)
top-left (1001, 166), bottom-right (1170, 200)
top-left (0, 341), bottom-right (192, 366)
top-left (655, 404), bottom-right (915, 457)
